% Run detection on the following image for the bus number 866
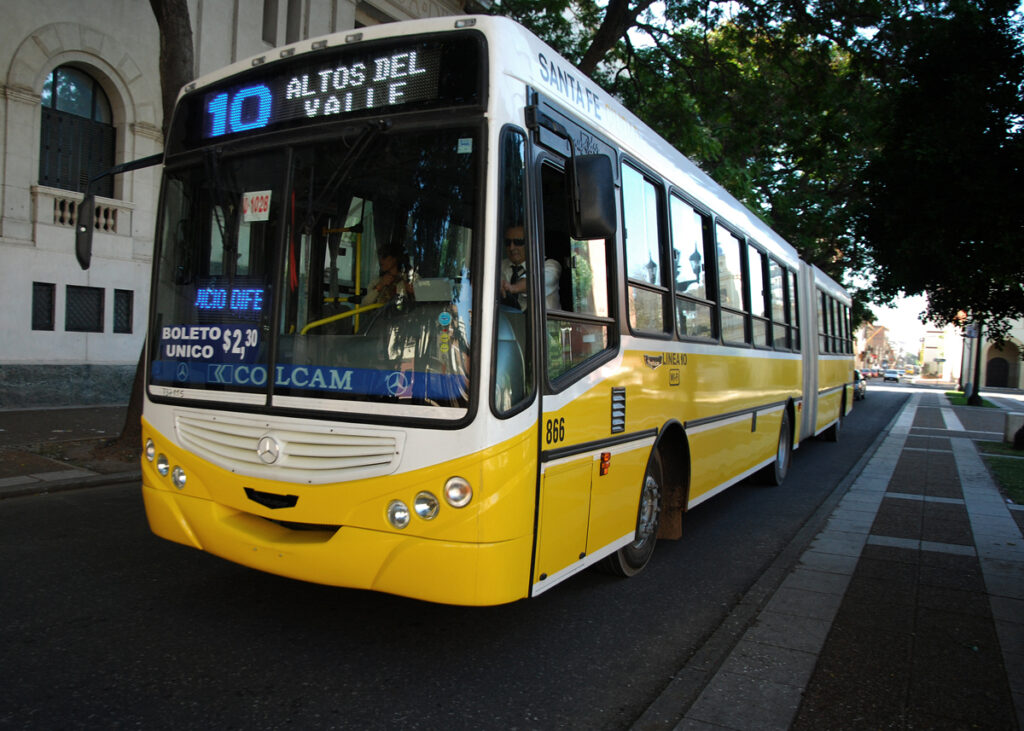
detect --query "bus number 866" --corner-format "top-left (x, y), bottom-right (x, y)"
top-left (545, 417), bottom-right (565, 445)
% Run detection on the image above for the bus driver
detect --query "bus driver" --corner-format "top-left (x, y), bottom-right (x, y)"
top-left (499, 225), bottom-right (561, 311)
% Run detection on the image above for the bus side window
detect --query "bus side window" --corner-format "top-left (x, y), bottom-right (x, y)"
top-left (717, 224), bottom-right (748, 344)
top-left (493, 128), bottom-right (533, 414)
top-left (622, 163), bottom-right (669, 334)
top-left (541, 163), bottom-right (615, 384)
top-left (670, 194), bottom-right (716, 340)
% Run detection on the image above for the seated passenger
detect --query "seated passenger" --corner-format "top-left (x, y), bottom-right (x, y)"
top-left (364, 247), bottom-right (412, 306)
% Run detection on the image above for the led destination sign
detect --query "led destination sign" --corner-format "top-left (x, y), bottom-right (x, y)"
top-left (169, 35), bottom-right (482, 149)
top-left (191, 278), bottom-right (266, 322)
top-left (204, 47), bottom-right (440, 139)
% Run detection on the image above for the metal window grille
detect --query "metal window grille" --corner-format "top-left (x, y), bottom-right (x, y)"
top-left (32, 282), bottom-right (55, 331)
top-left (39, 108), bottom-right (114, 196)
top-left (114, 289), bottom-right (133, 333)
top-left (65, 285), bottom-right (104, 333)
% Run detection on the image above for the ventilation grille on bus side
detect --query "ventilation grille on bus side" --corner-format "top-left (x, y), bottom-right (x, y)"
top-left (175, 413), bottom-right (403, 484)
top-left (611, 387), bottom-right (626, 433)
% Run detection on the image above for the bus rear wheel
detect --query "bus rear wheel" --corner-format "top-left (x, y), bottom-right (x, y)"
top-left (762, 409), bottom-right (793, 486)
top-left (603, 452), bottom-right (662, 577)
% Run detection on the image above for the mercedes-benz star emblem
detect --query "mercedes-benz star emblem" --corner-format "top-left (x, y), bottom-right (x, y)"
top-left (256, 435), bottom-right (281, 465)
top-left (385, 370), bottom-right (410, 397)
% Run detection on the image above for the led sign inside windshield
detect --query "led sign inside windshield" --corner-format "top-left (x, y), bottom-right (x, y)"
top-left (192, 278), bottom-right (266, 323)
top-left (203, 46), bottom-right (441, 139)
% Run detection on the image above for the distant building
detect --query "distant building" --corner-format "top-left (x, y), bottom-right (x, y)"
top-left (0, 0), bottom-right (472, 408)
top-left (920, 326), bottom-right (962, 383)
top-left (857, 323), bottom-right (893, 370)
top-left (959, 321), bottom-right (1024, 391)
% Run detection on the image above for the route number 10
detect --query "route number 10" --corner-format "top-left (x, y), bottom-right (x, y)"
top-left (206, 85), bottom-right (273, 138)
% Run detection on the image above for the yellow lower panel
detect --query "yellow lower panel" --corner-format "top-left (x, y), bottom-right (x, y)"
top-left (586, 446), bottom-right (647, 552)
top-left (687, 410), bottom-right (782, 502)
top-left (816, 390), bottom-right (842, 433)
top-left (142, 482), bottom-right (532, 606)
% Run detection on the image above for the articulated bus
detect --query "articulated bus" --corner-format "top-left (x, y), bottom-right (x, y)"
top-left (136, 15), bottom-right (853, 605)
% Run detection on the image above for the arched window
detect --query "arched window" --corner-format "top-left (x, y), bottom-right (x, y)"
top-left (39, 65), bottom-right (115, 197)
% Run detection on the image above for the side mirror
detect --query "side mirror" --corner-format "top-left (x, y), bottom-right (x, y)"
top-left (570, 154), bottom-right (616, 240)
top-left (75, 195), bottom-right (95, 270)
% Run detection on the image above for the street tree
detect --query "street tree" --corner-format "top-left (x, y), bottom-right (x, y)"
top-left (855, 0), bottom-right (1024, 342)
top-left (114, 0), bottom-right (194, 447)
top-left (492, 0), bottom-right (882, 293)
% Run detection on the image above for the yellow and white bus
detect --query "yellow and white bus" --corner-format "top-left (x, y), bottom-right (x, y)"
top-left (138, 15), bottom-right (853, 605)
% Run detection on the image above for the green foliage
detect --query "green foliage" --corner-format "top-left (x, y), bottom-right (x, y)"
top-left (856, 0), bottom-right (1024, 340)
top-left (489, 0), bottom-right (1024, 332)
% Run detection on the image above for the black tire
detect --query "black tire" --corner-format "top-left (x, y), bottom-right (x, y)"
top-left (602, 451), bottom-right (662, 577)
top-left (762, 409), bottom-right (793, 486)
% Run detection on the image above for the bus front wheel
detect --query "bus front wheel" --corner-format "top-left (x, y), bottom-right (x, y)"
top-left (603, 452), bottom-right (662, 577)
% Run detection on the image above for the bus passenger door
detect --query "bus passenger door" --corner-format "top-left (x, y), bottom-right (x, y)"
top-left (531, 157), bottom-right (617, 589)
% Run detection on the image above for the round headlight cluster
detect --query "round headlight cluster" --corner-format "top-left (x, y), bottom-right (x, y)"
top-left (444, 477), bottom-right (473, 508)
top-left (385, 476), bottom-right (473, 529)
top-left (147, 438), bottom-right (187, 490)
top-left (386, 500), bottom-right (411, 529)
top-left (414, 491), bottom-right (439, 520)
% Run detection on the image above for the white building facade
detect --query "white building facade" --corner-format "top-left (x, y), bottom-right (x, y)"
top-left (960, 321), bottom-right (1024, 393)
top-left (0, 0), bottom-right (470, 408)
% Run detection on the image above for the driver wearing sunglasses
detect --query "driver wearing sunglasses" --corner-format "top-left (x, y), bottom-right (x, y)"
top-left (499, 225), bottom-right (561, 311)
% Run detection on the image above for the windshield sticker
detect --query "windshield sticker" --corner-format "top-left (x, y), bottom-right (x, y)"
top-left (457, 138), bottom-right (473, 154)
top-left (242, 190), bottom-right (272, 222)
top-left (150, 360), bottom-right (466, 401)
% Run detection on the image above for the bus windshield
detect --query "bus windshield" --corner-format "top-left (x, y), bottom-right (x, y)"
top-left (150, 126), bottom-right (478, 413)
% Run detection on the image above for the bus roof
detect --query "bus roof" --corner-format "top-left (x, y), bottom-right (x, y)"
top-left (180, 14), bottom-right (839, 283)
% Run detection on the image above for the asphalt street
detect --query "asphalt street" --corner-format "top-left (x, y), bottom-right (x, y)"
top-left (0, 391), bottom-right (904, 728)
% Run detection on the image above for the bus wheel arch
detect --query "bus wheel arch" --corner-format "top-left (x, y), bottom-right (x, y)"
top-left (824, 393), bottom-right (845, 442)
top-left (654, 421), bottom-right (689, 540)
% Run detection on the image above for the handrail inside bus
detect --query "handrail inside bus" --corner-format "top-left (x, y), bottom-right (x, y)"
top-left (300, 302), bottom-right (384, 335)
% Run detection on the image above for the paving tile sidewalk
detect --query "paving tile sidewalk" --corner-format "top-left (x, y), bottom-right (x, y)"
top-left (0, 406), bottom-right (138, 499)
top-left (672, 393), bottom-right (1023, 730)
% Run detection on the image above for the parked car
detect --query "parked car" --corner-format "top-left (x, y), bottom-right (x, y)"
top-left (884, 369), bottom-right (901, 382)
top-left (853, 370), bottom-right (867, 400)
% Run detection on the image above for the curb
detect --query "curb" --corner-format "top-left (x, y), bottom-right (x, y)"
top-left (631, 396), bottom-right (910, 728)
top-left (0, 470), bottom-right (140, 499)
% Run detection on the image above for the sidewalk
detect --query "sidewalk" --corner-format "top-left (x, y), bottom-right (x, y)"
top-left (0, 405), bottom-right (139, 499)
top-left (640, 393), bottom-right (1024, 730)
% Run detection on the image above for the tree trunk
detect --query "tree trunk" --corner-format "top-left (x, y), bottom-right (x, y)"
top-left (115, 0), bottom-right (195, 446)
top-left (150, 0), bottom-right (195, 138)
top-left (967, 322), bottom-right (985, 406)
top-left (577, 0), bottom-right (656, 76)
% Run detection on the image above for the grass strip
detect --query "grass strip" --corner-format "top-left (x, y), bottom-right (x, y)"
top-left (945, 391), bottom-right (996, 407)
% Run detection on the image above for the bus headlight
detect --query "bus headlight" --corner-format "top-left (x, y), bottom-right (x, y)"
top-left (413, 492), bottom-right (440, 520)
top-left (145, 439), bottom-right (155, 462)
top-left (171, 466), bottom-right (187, 490)
top-left (156, 454), bottom-right (169, 477)
top-left (386, 500), bottom-right (410, 529)
top-left (444, 477), bottom-right (472, 508)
